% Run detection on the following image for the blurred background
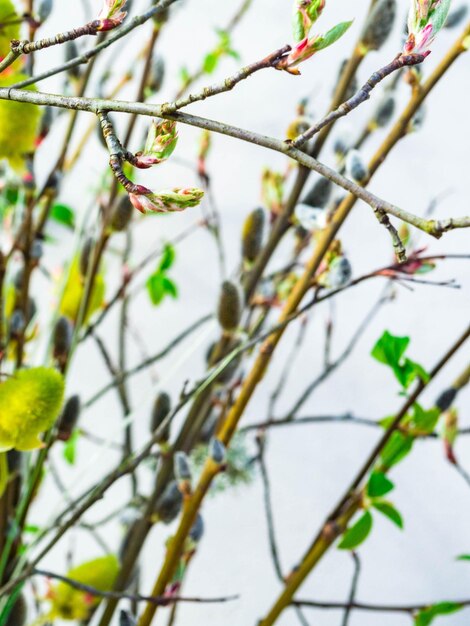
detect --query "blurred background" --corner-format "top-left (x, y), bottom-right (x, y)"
top-left (16, 0), bottom-right (470, 624)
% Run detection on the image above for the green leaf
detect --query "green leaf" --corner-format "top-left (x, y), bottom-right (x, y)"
top-left (203, 52), bottom-right (219, 74)
top-left (292, 9), bottom-right (306, 42)
top-left (457, 555), bottom-right (470, 561)
top-left (372, 331), bottom-right (409, 369)
top-left (24, 524), bottom-right (41, 534)
top-left (158, 243), bottom-right (176, 272)
top-left (371, 331), bottom-right (428, 389)
top-left (372, 501), bottom-right (404, 529)
top-left (415, 602), bottom-right (462, 626)
top-left (338, 511), bottom-right (373, 551)
top-left (380, 432), bottom-right (414, 470)
top-left (50, 203), bottom-right (76, 230)
top-left (63, 429), bottom-right (80, 465)
top-left (161, 276), bottom-right (178, 299)
top-left (147, 272), bottom-right (166, 305)
top-left (179, 66), bottom-right (190, 85)
top-left (367, 472), bottom-right (394, 498)
top-left (314, 21), bottom-right (353, 51)
top-left (412, 404), bottom-right (440, 433)
top-left (430, 0), bottom-right (452, 34)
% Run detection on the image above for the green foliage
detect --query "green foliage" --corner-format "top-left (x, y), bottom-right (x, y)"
top-left (380, 431), bottom-right (414, 470)
top-left (200, 29), bottom-right (240, 76)
top-left (63, 429), bottom-right (80, 465)
top-left (0, 73), bottom-right (42, 172)
top-left (367, 471), bottom-right (394, 498)
top-left (338, 511), bottom-right (373, 550)
top-left (313, 21), bottom-right (354, 51)
top-left (371, 330), bottom-right (429, 389)
top-left (414, 602), bottom-right (463, 626)
top-left (0, 367), bottom-right (65, 451)
top-left (146, 243), bottom-right (178, 306)
top-left (50, 204), bottom-right (76, 230)
top-left (372, 500), bottom-right (404, 529)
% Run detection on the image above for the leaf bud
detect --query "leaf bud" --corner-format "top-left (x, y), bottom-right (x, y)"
top-left (189, 513), bottom-right (204, 543)
top-left (209, 437), bottom-right (226, 464)
top-left (435, 387), bottom-right (457, 412)
top-left (174, 451), bottom-right (192, 482)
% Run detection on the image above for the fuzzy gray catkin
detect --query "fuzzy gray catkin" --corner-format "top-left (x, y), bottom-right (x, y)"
top-left (150, 391), bottom-right (171, 442)
top-left (111, 194), bottom-right (134, 232)
top-left (361, 0), bottom-right (397, 51)
top-left (346, 150), bottom-right (369, 183)
top-left (242, 208), bottom-right (265, 263)
top-left (373, 94), bottom-right (396, 128)
top-left (153, 480), bottom-right (183, 524)
top-left (445, 5), bottom-right (468, 29)
top-left (302, 177), bottom-right (333, 209)
top-left (53, 315), bottom-right (73, 362)
top-left (217, 280), bottom-right (243, 332)
top-left (57, 395), bottom-right (81, 441)
top-left (146, 56), bottom-right (165, 93)
top-left (79, 237), bottom-right (95, 278)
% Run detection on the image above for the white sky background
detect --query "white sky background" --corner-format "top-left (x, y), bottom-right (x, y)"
top-left (21, 0), bottom-right (470, 625)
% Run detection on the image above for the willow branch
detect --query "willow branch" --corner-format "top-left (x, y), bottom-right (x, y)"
top-left (10, 0), bottom-right (178, 89)
top-left (291, 52), bottom-right (427, 149)
top-left (32, 569), bottom-right (238, 606)
top-left (0, 90), bottom-right (466, 243)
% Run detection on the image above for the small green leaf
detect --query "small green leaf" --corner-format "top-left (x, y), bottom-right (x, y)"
top-left (371, 331), bottom-right (428, 389)
top-left (179, 66), bottom-right (190, 84)
top-left (63, 429), bottom-right (80, 465)
top-left (430, 0), bottom-right (452, 34)
top-left (372, 331), bottom-right (409, 369)
top-left (412, 404), bottom-right (440, 433)
top-left (292, 10), bottom-right (306, 42)
top-left (314, 21), bottom-right (353, 51)
top-left (161, 276), bottom-right (178, 299)
top-left (338, 511), bottom-right (373, 551)
top-left (457, 555), bottom-right (470, 561)
top-left (380, 432), bottom-right (414, 470)
top-left (372, 501), bottom-right (404, 529)
top-left (367, 472), bottom-right (394, 498)
top-left (158, 243), bottom-right (176, 272)
top-left (203, 52), bottom-right (219, 74)
top-left (415, 602), bottom-right (462, 626)
top-left (24, 524), bottom-right (41, 534)
top-left (147, 272), bottom-right (166, 305)
top-left (50, 203), bottom-right (76, 230)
